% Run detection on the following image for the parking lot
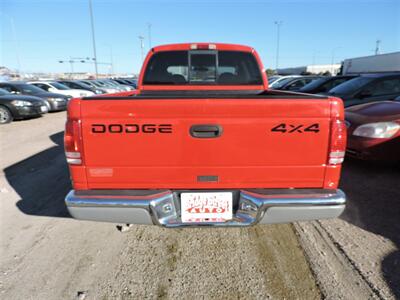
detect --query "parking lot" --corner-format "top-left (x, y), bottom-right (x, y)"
top-left (0, 112), bottom-right (398, 299)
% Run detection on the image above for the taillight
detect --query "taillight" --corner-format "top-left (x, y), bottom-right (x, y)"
top-left (328, 119), bottom-right (347, 165)
top-left (190, 44), bottom-right (217, 50)
top-left (64, 119), bottom-right (83, 165)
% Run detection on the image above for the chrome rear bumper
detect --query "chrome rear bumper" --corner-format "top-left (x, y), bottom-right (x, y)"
top-left (65, 189), bottom-right (346, 227)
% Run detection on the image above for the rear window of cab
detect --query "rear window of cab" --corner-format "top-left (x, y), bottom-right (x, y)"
top-left (143, 50), bottom-right (263, 85)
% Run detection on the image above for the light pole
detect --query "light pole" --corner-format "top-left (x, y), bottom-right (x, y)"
top-left (1, 13), bottom-right (22, 75)
top-left (69, 59), bottom-right (74, 76)
top-left (311, 50), bottom-right (320, 74)
top-left (147, 23), bottom-right (152, 49)
top-left (104, 44), bottom-right (115, 75)
top-left (312, 50), bottom-right (319, 66)
top-left (375, 39), bottom-right (381, 55)
top-left (138, 36), bottom-right (145, 63)
top-left (88, 0), bottom-right (99, 78)
top-left (59, 57), bottom-right (112, 78)
top-left (331, 46), bottom-right (342, 74)
top-left (81, 59), bottom-right (112, 69)
top-left (58, 58), bottom-right (76, 78)
top-left (274, 21), bottom-right (283, 73)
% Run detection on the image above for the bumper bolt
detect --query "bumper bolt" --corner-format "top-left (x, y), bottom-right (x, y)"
top-left (162, 203), bottom-right (173, 213)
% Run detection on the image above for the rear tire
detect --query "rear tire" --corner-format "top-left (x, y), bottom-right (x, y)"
top-left (0, 106), bottom-right (13, 124)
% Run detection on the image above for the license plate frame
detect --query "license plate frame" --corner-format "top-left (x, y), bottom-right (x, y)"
top-left (180, 192), bottom-right (233, 223)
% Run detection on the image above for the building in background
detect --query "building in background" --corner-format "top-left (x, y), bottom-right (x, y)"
top-left (0, 66), bottom-right (20, 81)
top-left (277, 64), bottom-right (341, 75)
top-left (341, 52), bottom-right (400, 75)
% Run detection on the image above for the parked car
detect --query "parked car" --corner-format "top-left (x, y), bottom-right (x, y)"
top-left (299, 76), bottom-right (357, 94)
top-left (268, 75), bottom-right (301, 88)
top-left (28, 81), bottom-right (95, 97)
top-left (345, 100), bottom-right (400, 162)
top-left (80, 80), bottom-right (119, 94)
top-left (111, 78), bottom-right (136, 89)
top-left (97, 79), bottom-right (133, 91)
top-left (270, 76), bottom-right (320, 91)
top-left (0, 88), bottom-right (48, 124)
top-left (64, 42), bottom-right (346, 227)
top-left (122, 78), bottom-right (138, 89)
top-left (326, 73), bottom-right (400, 107)
top-left (57, 80), bottom-right (106, 94)
top-left (0, 82), bottom-right (69, 111)
top-left (267, 75), bottom-right (281, 85)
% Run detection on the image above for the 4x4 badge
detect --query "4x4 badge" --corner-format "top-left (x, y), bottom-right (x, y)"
top-left (271, 123), bottom-right (320, 133)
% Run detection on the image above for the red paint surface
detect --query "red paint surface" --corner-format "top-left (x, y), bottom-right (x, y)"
top-left (65, 43), bottom-right (345, 191)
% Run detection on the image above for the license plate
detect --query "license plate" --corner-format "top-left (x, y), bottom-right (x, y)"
top-left (181, 192), bottom-right (233, 223)
top-left (40, 106), bottom-right (48, 112)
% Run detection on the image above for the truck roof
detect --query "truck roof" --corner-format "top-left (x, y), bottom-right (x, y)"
top-left (152, 43), bottom-right (254, 53)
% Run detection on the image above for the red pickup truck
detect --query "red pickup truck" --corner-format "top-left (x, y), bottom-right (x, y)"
top-left (64, 43), bottom-right (346, 227)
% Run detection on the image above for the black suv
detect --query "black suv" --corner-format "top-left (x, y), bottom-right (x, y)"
top-left (326, 74), bottom-right (400, 107)
top-left (299, 76), bottom-right (357, 94)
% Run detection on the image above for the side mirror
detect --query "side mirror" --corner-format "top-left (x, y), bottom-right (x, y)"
top-left (49, 88), bottom-right (56, 92)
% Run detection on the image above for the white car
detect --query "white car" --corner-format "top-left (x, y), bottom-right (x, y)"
top-left (269, 75), bottom-right (302, 89)
top-left (80, 80), bottom-right (120, 94)
top-left (28, 81), bottom-right (95, 98)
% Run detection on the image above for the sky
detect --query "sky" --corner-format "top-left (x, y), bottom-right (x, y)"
top-left (1, 0), bottom-right (399, 75)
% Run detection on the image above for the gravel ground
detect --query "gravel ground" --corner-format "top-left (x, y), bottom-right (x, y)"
top-left (0, 112), bottom-right (319, 299)
top-left (296, 159), bottom-right (400, 300)
top-left (0, 112), bottom-right (398, 299)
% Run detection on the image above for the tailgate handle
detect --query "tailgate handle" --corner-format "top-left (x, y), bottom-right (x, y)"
top-left (190, 125), bottom-right (223, 138)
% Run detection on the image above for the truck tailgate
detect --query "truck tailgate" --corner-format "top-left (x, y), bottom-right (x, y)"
top-left (80, 98), bottom-right (331, 189)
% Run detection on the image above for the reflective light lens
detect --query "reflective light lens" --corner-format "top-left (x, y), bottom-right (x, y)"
top-left (190, 44), bottom-right (216, 50)
top-left (328, 119), bottom-right (347, 165)
top-left (11, 100), bottom-right (33, 106)
top-left (66, 152), bottom-right (81, 164)
top-left (353, 122), bottom-right (400, 139)
top-left (66, 158), bottom-right (82, 164)
top-left (329, 151), bottom-right (345, 165)
top-left (47, 97), bottom-right (65, 102)
top-left (65, 151), bottom-right (81, 158)
top-left (64, 119), bottom-right (83, 165)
